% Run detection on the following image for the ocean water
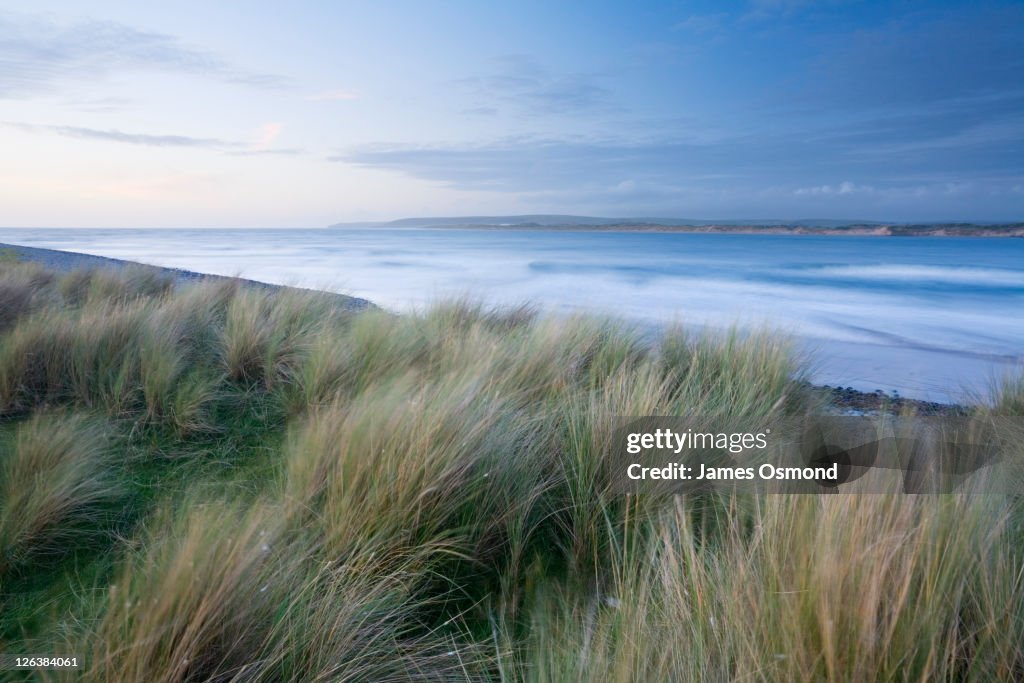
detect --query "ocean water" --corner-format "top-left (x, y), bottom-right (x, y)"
top-left (3, 228), bottom-right (1022, 402)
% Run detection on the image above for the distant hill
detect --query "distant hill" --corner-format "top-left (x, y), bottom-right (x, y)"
top-left (329, 215), bottom-right (884, 229)
top-left (328, 215), bottom-right (1023, 236)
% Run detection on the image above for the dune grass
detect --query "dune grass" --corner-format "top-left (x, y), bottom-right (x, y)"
top-left (0, 260), bottom-right (1021, 681)
top-left (0, 412), bottom-right (119, 577)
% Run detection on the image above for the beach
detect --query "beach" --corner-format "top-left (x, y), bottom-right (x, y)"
top-left (0, 241), bottom-right (374, 310)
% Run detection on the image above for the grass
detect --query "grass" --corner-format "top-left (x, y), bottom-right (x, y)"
top-left (0, 412), bottom-right (119, 576)
top-left (0, 260), bottom-right (1021, 681)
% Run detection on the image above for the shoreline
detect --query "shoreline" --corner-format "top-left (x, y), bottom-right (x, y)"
top-left (328, 223), bottom-right (1024, 238)
top-left (0, 242), bottom-right (375, 311)
top-left (0, 241), bottom-right (972, 413)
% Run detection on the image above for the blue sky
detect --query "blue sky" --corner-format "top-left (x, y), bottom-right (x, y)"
top-left (1, 0), bottom-right (1021, 226)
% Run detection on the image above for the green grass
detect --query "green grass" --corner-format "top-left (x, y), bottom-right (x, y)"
top-left (0, 260), bottom-right (1021, 681)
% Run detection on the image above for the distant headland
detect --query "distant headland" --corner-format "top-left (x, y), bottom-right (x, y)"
top-left (330, 215), bottom-right (1024, 237)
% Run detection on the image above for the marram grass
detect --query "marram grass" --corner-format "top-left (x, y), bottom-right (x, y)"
top-left (0, 260), bottom-right (1021, 681)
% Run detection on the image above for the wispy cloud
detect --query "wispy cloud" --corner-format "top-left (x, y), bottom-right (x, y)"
top-left (332, 134), bottom-right (772, 193)
top-left (6, 121), bottom-right (303, 156)
top-left (794, 181), bottom-right (871, 196)
top-left (6, 122), bottom-right (236, 148)
top-left (793, 6), bottom-right (1024, 110)
top-left (789, 179), bottom-right (1000, 203)
top-left (330, 126), bottom-right (1024, 220)
top-left (0, 11), bottom-right (287, 99)
top-left (304, 88), bottom-right (359, 101)
top-left (848, 117), bottom-right (1024, 156)
top-left (456, 55), bottom-right (615, 116)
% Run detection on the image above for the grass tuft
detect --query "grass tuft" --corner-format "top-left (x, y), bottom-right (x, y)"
top-left (0, 411), bottom-right (119, 576)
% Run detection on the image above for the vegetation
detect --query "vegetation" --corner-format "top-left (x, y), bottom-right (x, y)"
top-left (0, 260), bottom-right (1022, 681)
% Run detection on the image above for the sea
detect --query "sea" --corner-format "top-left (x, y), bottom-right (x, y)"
top-left (2, 227), bottom-right (1021, 403)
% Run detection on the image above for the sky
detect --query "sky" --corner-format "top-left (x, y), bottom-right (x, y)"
top-left (0, 0), bottom-right (1022, 227)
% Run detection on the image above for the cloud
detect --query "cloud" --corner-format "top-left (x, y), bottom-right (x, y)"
top-left (793, 6), bottom-right (1024, 110)
top-left (0, 11), bottom-right (287, 99)
top-left (462, 106), bottom-right (499, 117)
top-left (332, 133), bottom-right (808, 196)
top-left (329, 131), bottom-right (1024, 220)
top-left (456, 55), bottom-right (615, 116)
top-left (304, 88), bottom-right (359, 101)
top-left (788, 179), bottom-right (1013, 205)
top-left (794, 181), bottom-right (872, 196)
top-left (332, 137), bottom-right (651, 191)
top-left (848, 116), bottom-right (1024, 156)
top-left (328, 131), bottom-right (976, 194)
top-left (6, 121), bottom-right (303, 156)
top-left (6, 122), bottom-right (235, 148)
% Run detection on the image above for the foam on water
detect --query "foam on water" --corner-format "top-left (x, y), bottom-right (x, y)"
top-left (787, 264), bottom-right (1024, 288)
